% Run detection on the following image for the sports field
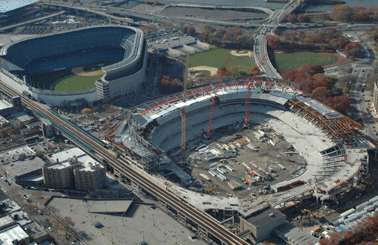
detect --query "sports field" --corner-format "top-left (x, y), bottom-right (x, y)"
top-left (29, 62), bottom-right (110, 92)
top-left (182, 49), bottom-right (253, 72)
top-left (272, 52), bottom-right (338, 72)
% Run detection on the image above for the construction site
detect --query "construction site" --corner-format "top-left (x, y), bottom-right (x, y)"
top-left (92, 56), bottom-right (378, 243)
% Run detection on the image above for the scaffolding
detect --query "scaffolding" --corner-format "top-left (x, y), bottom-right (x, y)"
top-left (288, 99), bottom-right (362, 142)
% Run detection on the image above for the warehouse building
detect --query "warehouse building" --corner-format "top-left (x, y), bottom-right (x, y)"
top-left (240, 205), bottom-right (286, 243)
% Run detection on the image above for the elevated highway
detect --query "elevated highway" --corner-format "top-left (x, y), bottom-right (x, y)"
top-left (0, 80), bottom-right (250, 245)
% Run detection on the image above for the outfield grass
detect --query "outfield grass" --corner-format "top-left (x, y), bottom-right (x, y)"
top-left (182, 49), bottom-right (253, 72)
top-left (30, 69), bottom-right (101, 92)
top-left (273, 52), bottom-right (339, 72)
top-left (54, 74), bottom-right (102, 91)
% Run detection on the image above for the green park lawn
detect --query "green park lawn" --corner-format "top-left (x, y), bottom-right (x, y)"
top-left (273, 52), bottom-right (339, 72)
top-left (182, 48), bottom-right (253, 72)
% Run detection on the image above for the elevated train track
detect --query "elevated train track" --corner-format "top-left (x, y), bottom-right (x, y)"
top-left (0, 81), bottom-right (249, 245)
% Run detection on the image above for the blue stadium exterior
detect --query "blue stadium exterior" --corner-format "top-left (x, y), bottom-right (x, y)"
top-left (0, 25), bottom-right (147, 105)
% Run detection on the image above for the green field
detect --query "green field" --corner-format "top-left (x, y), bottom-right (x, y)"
top-left (30, 62), bottom-right (110, 91)
top-left (182, 49), bottom-right (253, 72)
top-left (30, 69), bottom-right (102, 91)
top-left (272, 52), bottom-right (338, 72)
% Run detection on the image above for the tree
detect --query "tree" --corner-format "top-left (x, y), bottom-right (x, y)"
top-left (35, 151), bottom-right (44, 159)
top-left (324, 96), bottom-right (351, 115)
top-left (60, 216), bottom-right (75, 236)
top-left (312, 87), bottom-right (332, 102)
top-left (81, 108), bottom-right (91, 116)
top-left (187, 26), bottom-right (196, 36)
top-left (202, 24), bottom-right (215, 34)
top-left (266, 35), bottom-right (281, 49)
top-left (250, 66), bottom-right (260, 76)
top-left (181, 25), bottom-right (188, 33)
top-left (297, 14), bottom-right (310, 22)
top-left (330, 5), bottom-right (355, 22)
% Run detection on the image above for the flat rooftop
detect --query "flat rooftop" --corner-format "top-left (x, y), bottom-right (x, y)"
top-left (244, 206), bottom-right (285, 228)
top-left (0, 100), bottom-right (12, 110)
top-left (0, 145), bottom-right (35, 159)
top-left (48, 147), bottom-right (102, 171)
top-left (0, 0), bottom-right (38, 14)
top-left (0, 224), bottom-right (29, 244)
top-left (87, 199), bottom-right (134, 214)
top-left (4, 157), bottom-right (45, 178)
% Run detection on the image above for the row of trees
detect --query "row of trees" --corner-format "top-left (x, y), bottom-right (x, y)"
top-left (330, 5), bottom-right (378, 22)
top-left (199, 24), bottom-right (255, 49)
top-left (283, 13), bottom-right (310, 23)
top-left (282, 64), bottom-right (351, 115)
top-left (267, 28), bottom-right (363, 58)
top-left (320, 211), bottom-right (378, 245)
top-left (180, 25), bottom-right (197, 36)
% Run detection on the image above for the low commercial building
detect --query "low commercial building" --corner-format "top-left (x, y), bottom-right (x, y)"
top-left (0, 116), bottom-right (9, 128)
top-left (0, 224), bottom-right (30, 245)
top-left (240, 205), bottom-right (286, 243)
top-left (0, 100), bottom-right (15, 117)
top-left (23, 222), bottom-right (49, 244)
top-left (41, 118), bottom-right (54, 138)
top-left (0, 215), bottom-right (16, 231)
top-left (43, 147), bottom-right (106, 191)
top-left (3, 155), bottom-right (45, 184)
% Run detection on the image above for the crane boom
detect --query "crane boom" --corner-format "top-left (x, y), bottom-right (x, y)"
top-left (181, 54), bottom-right (190, 166)
top-left (207, 53), bottom-right (231, 137)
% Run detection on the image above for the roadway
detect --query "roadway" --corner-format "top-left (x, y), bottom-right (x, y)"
top-left (0, 81), bottom-right (249, 245)
top-left (253, 0), bottom-right (304, 79)
top-left (0, 11), bottom-right (66, 33)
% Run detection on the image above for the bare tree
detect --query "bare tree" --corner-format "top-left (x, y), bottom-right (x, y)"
top-left (61, 216), bottom-right (75, 235)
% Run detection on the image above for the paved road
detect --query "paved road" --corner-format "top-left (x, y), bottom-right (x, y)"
top-left (253, 0), bottom-right (304, 78)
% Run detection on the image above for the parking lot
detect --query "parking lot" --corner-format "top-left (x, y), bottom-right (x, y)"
top-left (47, 197), bottom-right (207, 245)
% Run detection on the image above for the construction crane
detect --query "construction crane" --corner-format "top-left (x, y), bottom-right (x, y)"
top-left (180, 54), bottom-right (190, 166)
top-left (204, 185), bottom-right (217, 194)
top-left (244, 52), bottom-right (269, 126)
top-left (206, 53), bottom-right (231, 137)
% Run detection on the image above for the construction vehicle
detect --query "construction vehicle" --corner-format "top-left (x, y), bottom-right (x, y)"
top-left (205, 185), bottom-right (217, 194)
top-left (311, 227), bottom-right (322, 237)
top-left (310, 213), bottom-right (319, 219)
top-left (301, 209), bottom-right (310, 215)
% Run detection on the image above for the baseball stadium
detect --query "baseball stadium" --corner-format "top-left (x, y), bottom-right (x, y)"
top-left (0, 25), bottom-right (147, 106)
top-left (113, 77), bottom-right (376, 220)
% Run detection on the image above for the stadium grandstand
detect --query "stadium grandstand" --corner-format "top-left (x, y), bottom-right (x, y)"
top-left (115, 78), bottom-right (376, 206)
top-left (0, 26), bottom-right (147, 106)
top-left (0, 0), bottom-right (42, 27)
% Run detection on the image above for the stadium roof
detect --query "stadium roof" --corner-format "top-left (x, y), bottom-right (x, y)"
top-left (0, 0), bottom-right (38, 14)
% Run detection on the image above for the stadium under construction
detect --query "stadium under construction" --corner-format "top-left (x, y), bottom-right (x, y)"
top-left (110, 76), bottom-right (376, 219)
